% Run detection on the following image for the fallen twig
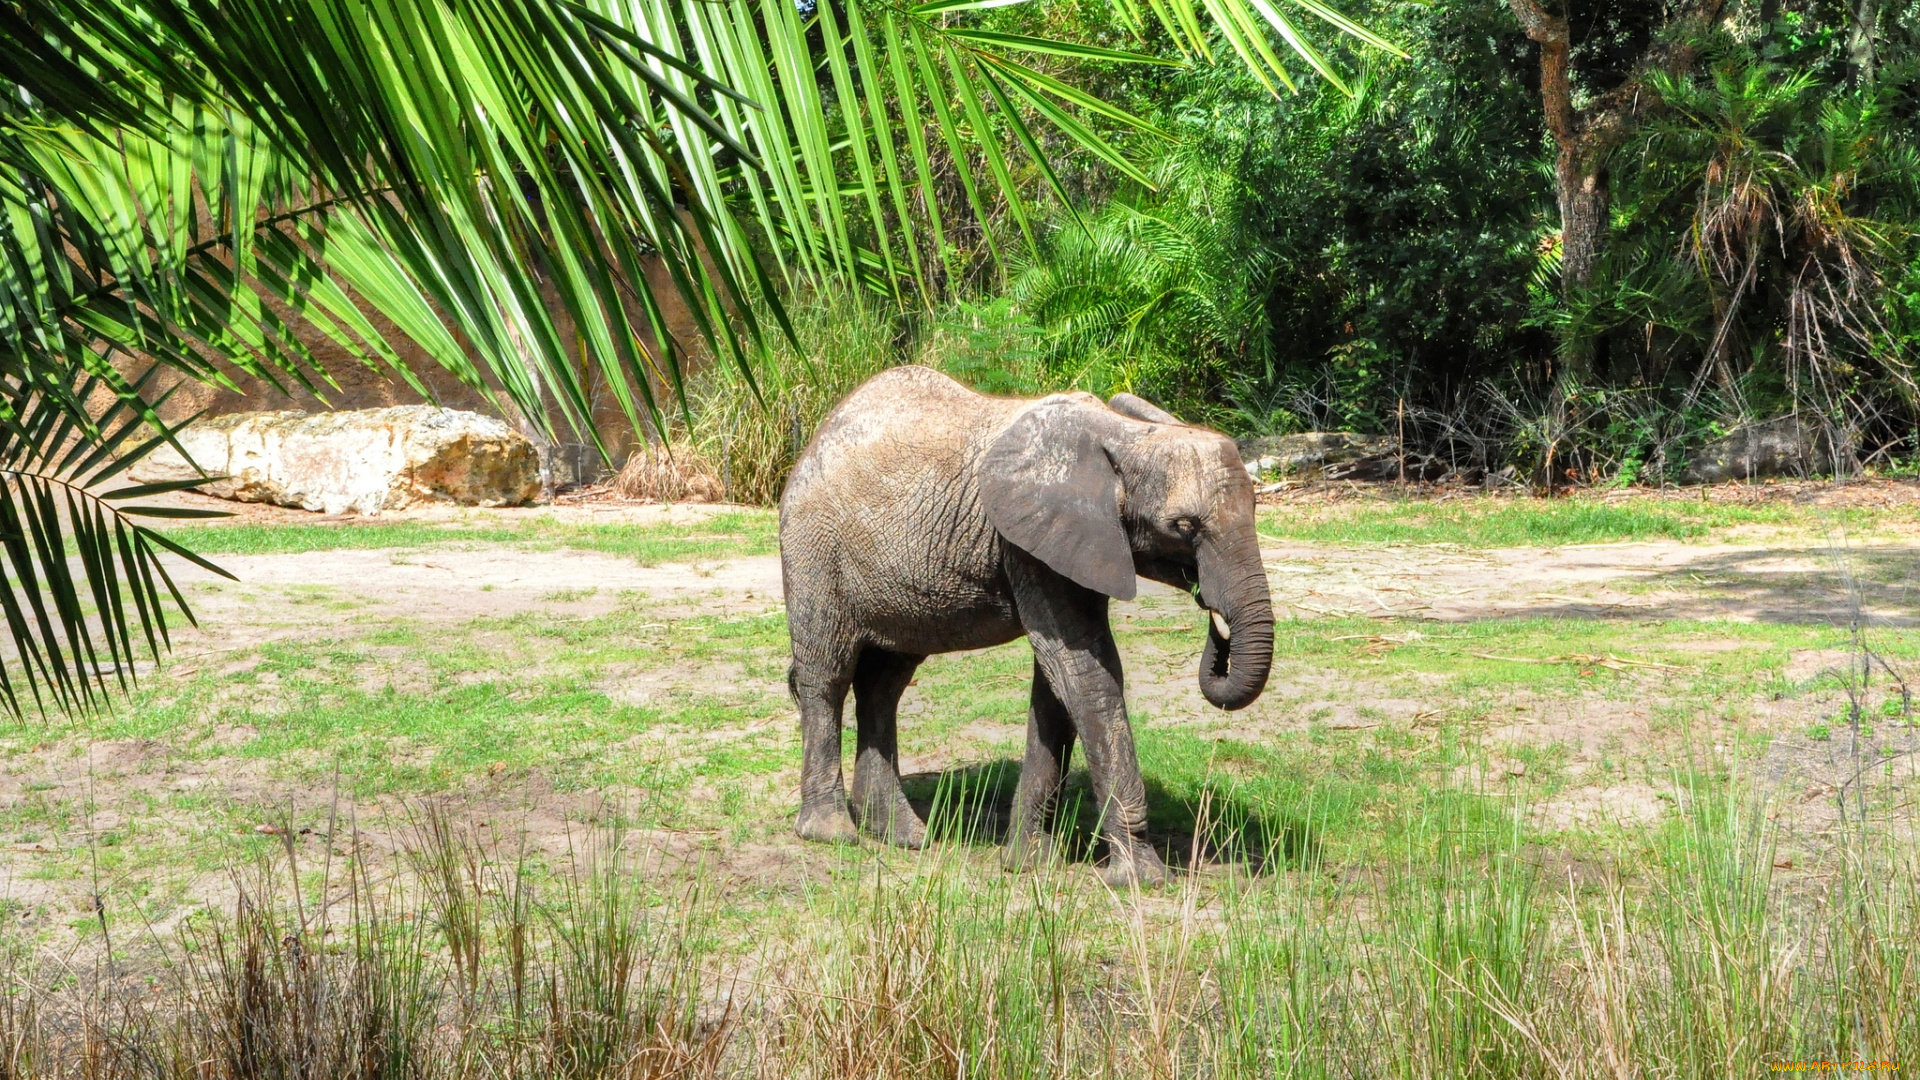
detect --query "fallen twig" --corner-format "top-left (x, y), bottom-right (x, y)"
top-left (1529, 593), bottom-right (1648, 607)
top-left (1329, 631), bottom-right (1424, 656)
top-left (1468, 652), bottom-right (1686, 672)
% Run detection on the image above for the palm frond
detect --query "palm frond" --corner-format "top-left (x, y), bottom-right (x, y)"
top-left (0, 354), bottom-right (232, 717)
top-left (0, 0), bottom-right (1396, 712)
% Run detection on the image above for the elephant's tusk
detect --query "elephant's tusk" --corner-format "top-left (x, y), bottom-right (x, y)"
top-left (1210, 609), bottom-right (1231, 641)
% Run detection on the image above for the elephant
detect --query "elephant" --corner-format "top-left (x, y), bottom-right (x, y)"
top-left (778, 366), bottom-right (1275, 886)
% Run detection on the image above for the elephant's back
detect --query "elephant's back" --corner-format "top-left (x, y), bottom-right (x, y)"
top-left (783, 366), bottom-right (1008, 509)
top-left (780, 366), bottom-right (1023, 653)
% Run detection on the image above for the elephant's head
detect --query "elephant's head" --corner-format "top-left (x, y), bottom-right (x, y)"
top-left (979, 392), bottom-right (1274, 711)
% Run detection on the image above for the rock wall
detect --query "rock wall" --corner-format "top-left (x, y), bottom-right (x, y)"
top-left (111, 233), bottom-right (705, 488)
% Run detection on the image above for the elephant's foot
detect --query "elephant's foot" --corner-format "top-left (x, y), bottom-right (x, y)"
top-left (795, 799), bottom-right (860, 844)
top-left (1001, 829), bottom-right (1057, 872)
top-left (1099, 839), bottom-right (1169, 889)
top-left (851, 788), bottom-right (926, 849)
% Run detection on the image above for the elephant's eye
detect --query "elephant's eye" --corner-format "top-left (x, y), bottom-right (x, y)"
top-left (1170, 516), bottom-right (1198, 536)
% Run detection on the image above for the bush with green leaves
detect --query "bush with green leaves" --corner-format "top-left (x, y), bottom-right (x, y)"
top-left (1001, 0), bottom-right (1920, 481)
top-left (1008, 0), bottom-right (1551, 434)
top-left (1010, 150), bottom-right (1275, 421)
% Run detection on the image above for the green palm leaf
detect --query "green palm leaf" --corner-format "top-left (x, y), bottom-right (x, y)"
top-left (0, 0), bottom-right (1394, 712)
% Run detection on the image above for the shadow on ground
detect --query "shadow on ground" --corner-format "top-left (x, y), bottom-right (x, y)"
top-left (1632, 546), bottom-right (1920, 625)
top-left (900, 760), bottom-right (1315, 873)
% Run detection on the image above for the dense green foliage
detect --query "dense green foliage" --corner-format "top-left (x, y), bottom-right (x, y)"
top-left (971, 0), bottom-right (1920, 478)
top-left (1014, 0), bottom-right (1550, 428)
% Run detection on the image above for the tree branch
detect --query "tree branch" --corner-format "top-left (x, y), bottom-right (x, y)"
top-left (1507, 0), bottom-right (1573, 148)
top-left (1505, 0), bottom-right (1566, 44)
top-left (1569, 0), bottom-right (1728, 164)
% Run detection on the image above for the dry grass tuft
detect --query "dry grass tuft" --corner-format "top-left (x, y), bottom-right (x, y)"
top-left (2, 777), bottom-right (1916, 1077)
top-left (611, 446), bottom-right (726, 503)
top-left (686, 287), bottom-right (899, 506)
top-left (0, 811), bottom-right (727, 1080)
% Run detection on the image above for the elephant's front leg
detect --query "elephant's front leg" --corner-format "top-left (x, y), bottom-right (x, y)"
top-left (1008, 553), bottom-right (1168, 887)
top-left (1004, 660), bottom-right (1074, 871)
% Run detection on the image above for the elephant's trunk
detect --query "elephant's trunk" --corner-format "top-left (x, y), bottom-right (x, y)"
top-left (1195, 531), bottom-right (1274, 711)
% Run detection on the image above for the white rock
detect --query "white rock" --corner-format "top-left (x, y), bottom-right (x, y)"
top-left (1681, 416), bottom-right (1835, 484)
top-left (1236, 432), bottom-right (1394, 479)
top-left (131, 407), bottom-right (542, 515)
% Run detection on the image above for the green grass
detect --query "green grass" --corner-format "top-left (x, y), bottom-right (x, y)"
top-left (18, 597), bottom-right (1891, 880)
top-left (49, 605), bottom-right (796, 806)
top-left (5, 759), bottom-right (1913, 1076)
top-left (150, 490), bottom-right (1900, 562)
top-left (1257, 495), bottom-right (1904, 546)
top-left (154, 509), bottom-right (780, 563)
top-left (5, 499), bottom-right (1919, 1073)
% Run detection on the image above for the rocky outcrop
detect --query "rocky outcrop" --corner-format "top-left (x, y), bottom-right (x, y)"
top-left (1681, 417), bottom-right (1834, 484)
top-left (131, 407), bottom-right (542, 514)
top-left (1237, 432), bottom-right (1393, 479)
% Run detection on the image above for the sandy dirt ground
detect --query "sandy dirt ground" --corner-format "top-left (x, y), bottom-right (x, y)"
top-left (172, 534), bottom-right (1914, 625)
top-left (1, 490), bottom-right (1916, 939)
top-left (185, 546), bottom-right (786, 621)
top-left (159, 495), bottom-right (1918, 785)
top-left (1260, 539), bottom-right (1917, 624)
top-left (159, 489), bottom-right (1919, 626)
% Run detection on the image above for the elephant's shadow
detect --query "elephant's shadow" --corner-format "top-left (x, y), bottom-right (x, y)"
top-left (898, 761), bottom-right (1313, 873)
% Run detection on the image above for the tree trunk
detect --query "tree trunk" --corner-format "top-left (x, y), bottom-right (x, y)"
top-left (1556, 158), bottom-right (1609, 377)
top-left (1850, 0), bottom-right (1876, 85)
top-left (1556, 157), bottom-right (1608, 292)
top-left (1509, 0), bottom-right (1727, 377)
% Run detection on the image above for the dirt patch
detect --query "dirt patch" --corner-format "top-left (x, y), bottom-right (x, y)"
top-left (1785, 649), bottom-right (1857, 684)
top-left (1536, 782), bottom-right (1670, 830)
top-left (146, 489), bottom-right (1919, 635)
top-left (1760, 729), bottom-right (1920, 856)
top-left (0, 729), bottom-right (804, 936)
top-left (175, 548), bottom-right (784, 624)
top-left (1259, 540), bottom-right (1920, 625)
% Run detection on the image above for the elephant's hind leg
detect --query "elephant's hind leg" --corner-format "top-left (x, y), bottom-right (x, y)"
top-left (792, 659), bottom-right (858, 844)
top-left (850, 647), bottom-right (928, 848)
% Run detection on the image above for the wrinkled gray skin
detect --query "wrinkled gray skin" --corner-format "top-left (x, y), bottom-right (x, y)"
top-left (779, 366), bottom-right (1275, 886)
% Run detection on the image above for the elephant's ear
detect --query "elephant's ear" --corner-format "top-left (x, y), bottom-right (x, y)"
top-left (1108, 393), bottom-right (1183, 425)
top-left (981, 398), bottom-right (1137, 600)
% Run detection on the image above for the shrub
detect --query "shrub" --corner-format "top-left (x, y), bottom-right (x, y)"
top-left (682, 288), bottom-right (900, 506)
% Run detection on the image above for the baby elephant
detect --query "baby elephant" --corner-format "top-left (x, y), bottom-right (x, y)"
top-left (779, 367), bottom-right (1274, 886)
